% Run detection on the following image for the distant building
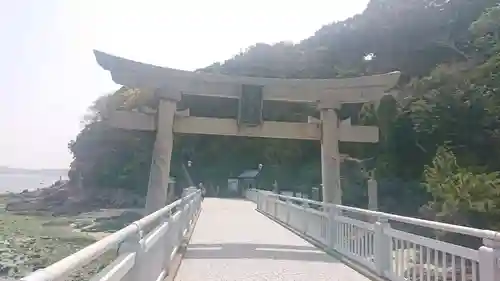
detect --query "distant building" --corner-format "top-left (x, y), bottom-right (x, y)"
top-left (227, 169), bottom-right (262, 197)
top-left (236, 169), bottom-right (261, 190)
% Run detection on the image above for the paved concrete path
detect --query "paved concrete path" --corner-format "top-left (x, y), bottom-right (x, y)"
top-left (174, 198), bottom-right (371, 281)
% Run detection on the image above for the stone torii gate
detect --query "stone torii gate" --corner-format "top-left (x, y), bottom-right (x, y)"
top-left (93, 50), bottom-right (400, 214)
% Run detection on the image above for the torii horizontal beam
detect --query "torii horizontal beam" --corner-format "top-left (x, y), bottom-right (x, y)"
top-left (106, 110), bottom-right (379, 142)
top-left (94, 50), bottom-right (400, 104)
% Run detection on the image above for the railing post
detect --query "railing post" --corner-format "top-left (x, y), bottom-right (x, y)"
top-left (270, 196), bottom-right (274, 215)
top-left (479, 238), bottom-right (500, 281)
top-left (302, 201), bottom-right (310, 209)
top-left (301, 203), bottom-right (309, 234)
top-left (163, 212), bottom-right (175, 276)
top-left (374, 216), bottom-right (391, 277)
top-left (286, 199), bottom-right (293, 224)
top-left (119, 225), bottom-right (147, 281)
top-left (197, 191), bottom-right (202, 211)
top-left (273, 196), bottom-right (279, 218)
top-left (169, 207), bottom-right (183, 257)
top-left (177, 200), bottom-right (189, 243)
top-left (262, 192), bottom-right (267, 212)
top-left (256, 192), bottom-right (261, 210)
top-left (327, 206), bottom-right (339, 250)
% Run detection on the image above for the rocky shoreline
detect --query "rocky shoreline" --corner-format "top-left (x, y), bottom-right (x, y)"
top-left (0, 183), bottom-right (146, 280)
top-left (5, 181), bottom-right (145, 216)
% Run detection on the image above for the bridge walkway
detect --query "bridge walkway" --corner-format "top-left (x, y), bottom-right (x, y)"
top-left (174, 198), bottom-right (370, 281)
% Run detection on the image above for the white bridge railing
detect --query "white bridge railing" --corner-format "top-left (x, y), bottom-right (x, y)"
top-left (246, 189), bottom-right (500, 281)
top-left (22, 190), bottom-right (202, 281)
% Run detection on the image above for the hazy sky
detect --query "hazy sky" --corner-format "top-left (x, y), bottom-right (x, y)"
top-left (0, 0), bottom-right (368, 169)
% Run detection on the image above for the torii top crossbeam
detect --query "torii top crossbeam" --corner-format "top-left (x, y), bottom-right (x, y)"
top-left (94, 50), bottom-right (400, 105)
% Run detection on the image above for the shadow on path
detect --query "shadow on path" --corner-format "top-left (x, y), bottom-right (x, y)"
top-left (184, 243), bottom-right (340, 263)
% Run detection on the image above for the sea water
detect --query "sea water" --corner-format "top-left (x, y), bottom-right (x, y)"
top-left (0, 172), bottom-right (68, 194)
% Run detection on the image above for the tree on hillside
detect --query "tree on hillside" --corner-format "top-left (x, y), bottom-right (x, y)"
top-left (423, 146), bottom-right (500, 233)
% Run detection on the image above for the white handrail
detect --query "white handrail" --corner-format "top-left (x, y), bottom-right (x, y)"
top-left (247, 189), bottom-right (500, 281)
top-left (22, 190), bottom-right (202, 281)
top-left (265, 191), bottom-right (500, 241)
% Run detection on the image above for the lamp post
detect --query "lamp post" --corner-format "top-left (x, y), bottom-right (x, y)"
top-left (256, 164), bottom-right (263, 190)
top-left (182, 159), bottom-right (194, 188)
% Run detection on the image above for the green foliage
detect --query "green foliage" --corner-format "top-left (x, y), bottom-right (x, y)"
top-left (424, 146), bottom-right (500, 214)
top-left (68, 90), bottom-right (156, 194)
top-left (423, 146), bottom-right (500, 229)
top-left (470, 5), bottom-right (500, 56)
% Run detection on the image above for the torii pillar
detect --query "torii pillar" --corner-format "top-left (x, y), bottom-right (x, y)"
top-left (319, 102), bottom-right (342, 205)
top-left (144, 90), bottom-right (180, 215)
